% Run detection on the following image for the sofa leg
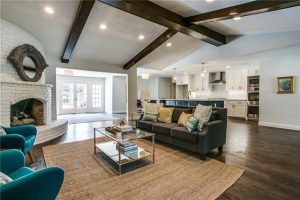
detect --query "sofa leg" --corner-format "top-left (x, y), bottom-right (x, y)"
top-left (200, 154), bottom-right (206, 161)
top-left (218, 146), bottom-right (223, 152)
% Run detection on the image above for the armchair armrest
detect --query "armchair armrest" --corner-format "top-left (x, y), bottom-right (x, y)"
top-left (0, 149), bottom-right (25, 174)
top-left (2, 125), bottom-right (37, 138)
top-left (0, 134), bottom-right (25, 152)
top-left (197, 120), bottom-right (227, 154)
top-left (0, 167), bottom-right (64, 200)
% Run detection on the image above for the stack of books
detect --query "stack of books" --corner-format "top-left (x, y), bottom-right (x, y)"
top-left (116, 141), bottom-right (138, 155)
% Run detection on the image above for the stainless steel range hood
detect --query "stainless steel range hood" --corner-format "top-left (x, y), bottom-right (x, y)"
top-left (209, 72), bottom-right (226, 85)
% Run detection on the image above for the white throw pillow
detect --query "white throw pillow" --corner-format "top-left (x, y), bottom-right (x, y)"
top-left (144, 103), bottom-right (162, 115)
top-left (193, 104), bottom-right (212, 130)
top-left (0, 127), bottom-right (6, 136)
top-left (0, 172), bottom-right (12, 185)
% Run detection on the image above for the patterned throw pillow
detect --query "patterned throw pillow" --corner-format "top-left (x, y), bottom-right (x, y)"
top-left (185, 116), bottom-right (199, 132)
top-left (142, 103), bottom-right (161, 122)
top-left (158, 107), bottom-right (174, 123)
top-left (144, 103), bottom-right (161, 115)
top-left (193, 104), bottom-right (212, 131)
top-left (142, 113), bottom-right (158, 122)
top-left (178, 112), bottom-right (192, 126)
top-left (0, 172), bottom-right (12, 186)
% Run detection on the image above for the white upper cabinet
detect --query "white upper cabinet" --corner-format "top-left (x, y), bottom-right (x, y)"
top-left (190, 73), bottom-right (209, 92)
top-left (226, 69), bottom-right (247, 91)
top-left (175, 75), bottom-right (189, 85)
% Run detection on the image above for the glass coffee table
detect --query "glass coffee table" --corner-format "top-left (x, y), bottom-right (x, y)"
top-left (94, 127), bottom-right (155, 175)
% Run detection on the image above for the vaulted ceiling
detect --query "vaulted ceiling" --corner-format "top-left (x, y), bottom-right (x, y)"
top-left (1, 0), bottom-right (299, 73)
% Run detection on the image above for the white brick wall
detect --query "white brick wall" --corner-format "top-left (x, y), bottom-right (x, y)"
top-left (0, 19), bottom-right (52, 126)
top-left (0, 81), bottom-right (52, 126)
top-left (0, 19), bottom-right (46, 83)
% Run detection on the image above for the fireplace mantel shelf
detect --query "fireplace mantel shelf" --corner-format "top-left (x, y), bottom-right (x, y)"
top-left (0, 80), bottom-right (53, 87)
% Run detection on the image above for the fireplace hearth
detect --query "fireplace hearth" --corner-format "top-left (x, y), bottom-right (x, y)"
top-left (11, 98), bottom-right (45, 126)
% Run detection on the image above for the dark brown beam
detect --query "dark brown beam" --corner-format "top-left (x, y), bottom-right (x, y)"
top-left (185, 0), bottom-right (300, 23)
top-left (61, 0), bottom-right (95, 63)
top-left (124, 29), bottom-right (177, 70)
top-left (98, 0), bottom-right (227, 46)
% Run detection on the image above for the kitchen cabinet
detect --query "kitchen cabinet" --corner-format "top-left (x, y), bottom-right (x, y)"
top-left (226, 69), bottom-right (247, 91)
top-left (224, 100), bottom-right (247, 118)
top-left (190, 74), bottom-right (210, 92)
top-left (175, 75), bottom-right (189, 85)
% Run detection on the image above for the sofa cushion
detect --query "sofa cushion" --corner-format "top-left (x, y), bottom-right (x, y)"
top-left (136, 120), bottom-right (155, 132)
top-left (158, 107), bottom-right (174, 123)
top-left (172, 108), bottom-right (193, 123)
top-left (0, 172), bottom-right (12, 185)
top-left (185, 116), bottom-right (200, 132)
top-left (152, 123), bottom-right (178, 136)
top-left (193, 104), bottom-right (212, 130)
top-left (142, 113), bottom-right (158, 122)
top-left (171, 127), bottom-right (198, 143)
top-left (209, 110), bottom-right (219, 122)
top-left (178, 112), bottom-right (192, 126)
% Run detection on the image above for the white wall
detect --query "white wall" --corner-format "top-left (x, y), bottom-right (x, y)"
top-left (259, 45), bottom-right (300, 130)
top-left (137, 76), bottom-right (159, 99)
top-left (46, 56), bottom-right (137, 116)
top-left (112, 76), bottom-right (127, 113)
top-left (105, 77), bottom-right (113, 113)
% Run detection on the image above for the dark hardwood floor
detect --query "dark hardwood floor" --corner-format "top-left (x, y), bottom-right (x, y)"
top-left (30, 119), bottom-right (300, 199)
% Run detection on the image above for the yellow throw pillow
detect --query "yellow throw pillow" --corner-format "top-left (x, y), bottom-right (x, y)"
top-left (158, 107), bottom-right (174, 123)
top-left (178, 112), bottom-right (192, 126)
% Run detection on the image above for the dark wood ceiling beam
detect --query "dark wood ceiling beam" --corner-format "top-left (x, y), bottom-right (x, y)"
top-left (61, 0), bottom-right (95, 63)
top-left (124, 29), bottom-right (177, 70)
top-left (185, 0), bottom-right (300, 23)
top-left (98, 0), bottom-right (227, 46)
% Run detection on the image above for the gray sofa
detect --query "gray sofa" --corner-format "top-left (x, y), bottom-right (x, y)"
top-left (136, 107), bottom-right (227, 160)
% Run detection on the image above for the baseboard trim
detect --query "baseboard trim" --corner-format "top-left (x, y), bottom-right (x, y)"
top-left (259, 121), bottom-right (300, 131)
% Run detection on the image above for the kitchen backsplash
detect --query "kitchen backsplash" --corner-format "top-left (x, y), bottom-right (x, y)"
top-left (190, 85), bottom-right (247, 100)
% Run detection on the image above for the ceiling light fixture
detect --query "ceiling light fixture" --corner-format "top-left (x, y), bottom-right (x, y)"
top-left (142, 74), bottom-right (150, 79)
top-left (166, 42), bottom-right (172, 47)
top-left (226, 65), bottom-right (231, 69)
top-left (99, 23), bottom-right (107, 30)
top-left (205, 0), bottom-right (215, 2)
top-left (138, 34), bottom-right (145, 40)
top-left (233, 16), bottom-right (241, 21)
top-left (44, 6), bottom-right (54, 14)
top-left (200, 63), bottom-right (206, 78)
top-left (184, 72), bottom-right (188, 75)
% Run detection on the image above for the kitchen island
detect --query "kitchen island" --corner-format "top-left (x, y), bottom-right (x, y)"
top-left (158, 99), bottom-right (227, 108)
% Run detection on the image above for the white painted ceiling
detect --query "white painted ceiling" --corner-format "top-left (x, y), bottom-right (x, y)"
top-left (1, 0), bottom-right (299, 73)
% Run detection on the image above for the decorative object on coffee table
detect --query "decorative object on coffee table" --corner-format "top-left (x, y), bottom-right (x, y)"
top-left (7, 44), bottom-right (48, 82)
top-left (277, 76), bottom-right (295, 94)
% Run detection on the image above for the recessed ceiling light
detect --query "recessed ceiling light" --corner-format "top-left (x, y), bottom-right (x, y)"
top-left (166, 42), bottom-right (172, 47)
top-left (226, 65), bottom-right (231, 69)
top-left (233, 16), bottom-right (241, 21)
top-left (44, 6), bottom-right (54, 14)
top-left (99, 23), bottom-right (107, 30)
top-left (206, 0), bottom-right (214, 2)
top-left (184, 72), bottom-right (187, 75)
top-left (138, 34), bottom-right (145, 40)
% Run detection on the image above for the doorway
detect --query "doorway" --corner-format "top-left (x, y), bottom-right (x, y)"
top-left (57, 77), bottom-right (105, 115)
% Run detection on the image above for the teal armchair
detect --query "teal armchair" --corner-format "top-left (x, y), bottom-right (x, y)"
top-left (0, 149), bottom-right (64, 200)
top-left (0, 125), bottom-right (37, 162)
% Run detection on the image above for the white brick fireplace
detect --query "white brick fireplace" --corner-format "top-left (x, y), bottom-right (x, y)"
top-left (0, 19), bottom-right (67, 144)
top-left (0, 81), bottom-right (52, 126)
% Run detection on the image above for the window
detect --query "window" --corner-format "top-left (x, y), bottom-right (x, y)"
top-left (92, 84), bottom-right (103, 108)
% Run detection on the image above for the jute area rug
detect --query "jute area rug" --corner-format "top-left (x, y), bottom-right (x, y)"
top-left (43, 138), bottom-right (244, 200)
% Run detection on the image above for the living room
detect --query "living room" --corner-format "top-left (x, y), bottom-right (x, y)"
top-left (0, 0), bottom-right (299, 200)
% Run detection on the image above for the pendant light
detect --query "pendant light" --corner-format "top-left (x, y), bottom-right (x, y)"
top-left (200, 63), bottom-right (206, 77)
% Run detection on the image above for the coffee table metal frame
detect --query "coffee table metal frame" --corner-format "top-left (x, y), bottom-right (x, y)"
top-left (94, 127), bottom-right (155, 175)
